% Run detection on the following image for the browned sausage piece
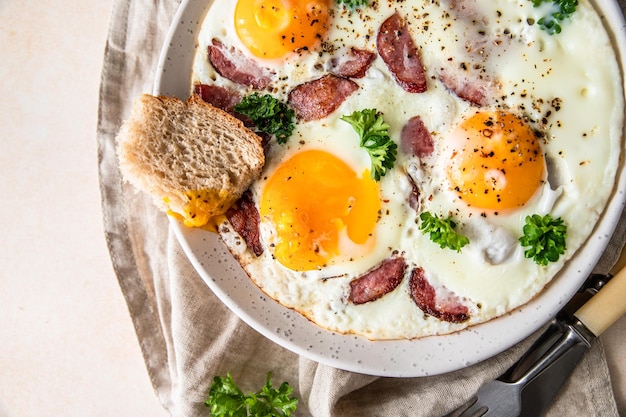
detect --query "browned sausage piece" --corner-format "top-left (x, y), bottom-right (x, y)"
top-left (348, 257), bottom-right (407, 305)
top-left (288, 74), bottom-right (359, 121)
top-left (208, 39), bottom-right (274, 90)
top-left (225, 191), bottom-right (263, 257)
top-left (406, 175), bottom-right (421, 211)
top-left (400, 115), bottom-right (434, 158)
top-left (438, 68), bottom-right (489, 107)
top-left (409, 267), bottom-right (470, 323)
top-left (330, 48), bottom-right (377, 79)
top-left (194, 84), bottom-right (242, 113)
top-left (377, 11), bottom-right (427, 93)
top-left (194, 84), bottom-right (257, 128)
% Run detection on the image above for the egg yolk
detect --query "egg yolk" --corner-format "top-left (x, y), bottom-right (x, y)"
top-left (260, 149), bottom-right (380, 271)
top-left (234, 0), bottom-right (330, 60)
top-left (448, 111), bottom-right (545, 211)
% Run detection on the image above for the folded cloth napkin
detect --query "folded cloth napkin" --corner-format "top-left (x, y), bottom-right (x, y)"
top-left (97, 0), bottom-right (626, 416)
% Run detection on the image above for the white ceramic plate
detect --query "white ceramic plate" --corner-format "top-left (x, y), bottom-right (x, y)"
top-left (154, 0), bottom-right (626, 377)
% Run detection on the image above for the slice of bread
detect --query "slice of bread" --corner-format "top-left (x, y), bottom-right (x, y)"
top-left (116, 93), bottom-right (265, 228)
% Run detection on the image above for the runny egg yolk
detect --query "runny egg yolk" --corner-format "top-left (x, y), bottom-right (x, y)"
top-left (260, 149), bottom-right (380, 271)
top-left (448, 111), bottom-right (545, 211)
top-left (234, 0), bottom-right (330, 60)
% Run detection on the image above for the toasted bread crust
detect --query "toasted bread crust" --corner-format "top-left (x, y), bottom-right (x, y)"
top-left (116, 94), bottom-right (265, 226)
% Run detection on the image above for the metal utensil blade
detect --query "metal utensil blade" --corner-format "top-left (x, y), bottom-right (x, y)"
top-left (491, 273), bottom-right (608, 416)
top-left (445, 274), bottom-right (608, 417)
top-left (501, 317), bottom-right (594, 417)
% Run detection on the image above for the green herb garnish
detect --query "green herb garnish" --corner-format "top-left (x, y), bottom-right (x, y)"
top-left (234, 93), bottom-right (295, 143)
top-left (531, 0), bottom-right (578, 35)
top-left (341, 109), bottom-right (397, 181)
top-left (519, 214), bottom-right (567, 265)
top-left (337, 0), bottom-right (370, 9)
top-left (419, 212), bottom-right (469, 252)
top-left (205, 372), bottom-right (298, 417)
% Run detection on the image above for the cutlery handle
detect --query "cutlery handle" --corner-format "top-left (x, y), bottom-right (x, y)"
top-left (574, 263), bottom-right (626, 336)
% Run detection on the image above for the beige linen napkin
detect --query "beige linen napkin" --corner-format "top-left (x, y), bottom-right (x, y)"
top-left (97, 1), bottom-right (625, 416)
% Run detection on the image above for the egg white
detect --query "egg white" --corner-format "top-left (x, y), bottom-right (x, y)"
top-left (194, 0), bottom-right (623, 339)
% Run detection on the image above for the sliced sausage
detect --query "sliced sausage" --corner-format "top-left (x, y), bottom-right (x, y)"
top-left (348, 257), bottom-right (407, 305)
top-left (409, 267), bottom-right (470, 323)
top-left (194, 84), bottom-right (256, 127)
top-left (330, 48), bottom-right (377, 79)
top-left (377, 12), bottom-right (427, 93)
top-left (194, 84), bottom-right (242, 113)
top-left (438, 67), bottom-right (490, 107)
top-left (407, 175), bottom-right (421, 211)
top-left (208, 39), bottom-right (274, 90)
top-left (288, 74), bottom-right (359, 121)
top-left (225, 191), bottom-right (263, 257)
top-left (400, 115), bottom-right (434, 158)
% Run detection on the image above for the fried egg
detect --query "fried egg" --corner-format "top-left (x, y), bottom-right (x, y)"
top-left (234, 0), bottom-right (330, 59)
top-left (259, 149), bottom-right (380, 271)
top-left (192, 0), bottom-right (624, 339)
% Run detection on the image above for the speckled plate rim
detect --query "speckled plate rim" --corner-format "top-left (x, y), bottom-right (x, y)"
top-left (154, 0), bottom-right (626, 377)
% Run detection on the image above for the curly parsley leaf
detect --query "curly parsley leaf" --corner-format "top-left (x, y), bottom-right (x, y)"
top-left (206, 373), bottom-right (247, 417)
top-left (234, 93), bottom-right (295, 144)
top-left (336, 0), bottom-right (370, 9)
top-left (419, 212), bottom-right (469, 252)
top-left (531, 0), bottom-right (578, 35)
top-left (519, 214), bottom-right (567, 266)
top-left (205, 372), bottom-right (298, 417)
top-left (341, 109), bottom-right (397, 181)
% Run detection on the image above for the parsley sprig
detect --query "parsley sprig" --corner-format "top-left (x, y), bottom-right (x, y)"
top-left (531, 0), bottom-right (578, 35)
top-left (341, 109), bottom-right (397, 181)
top-left (519, 214), bottom-right (567, 266)
top-left (205, 372), bottom-right (298, 417)
top-left (337, 0), bottom-right (370, 9)
top-left (234, 93), bottom-right (295, 144)
top-left (419, 212), bottom-right (469, 252)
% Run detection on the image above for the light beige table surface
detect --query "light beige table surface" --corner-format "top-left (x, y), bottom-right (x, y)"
top-left (0, 1), bottom-right (169, 416)
top-left (0, 1), bottom-right (623, 416)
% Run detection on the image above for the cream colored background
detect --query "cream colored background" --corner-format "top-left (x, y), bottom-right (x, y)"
top-left (0, 1), bottom-right (168, 415)
top-left (0, 1), bottom-right (623, 416)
